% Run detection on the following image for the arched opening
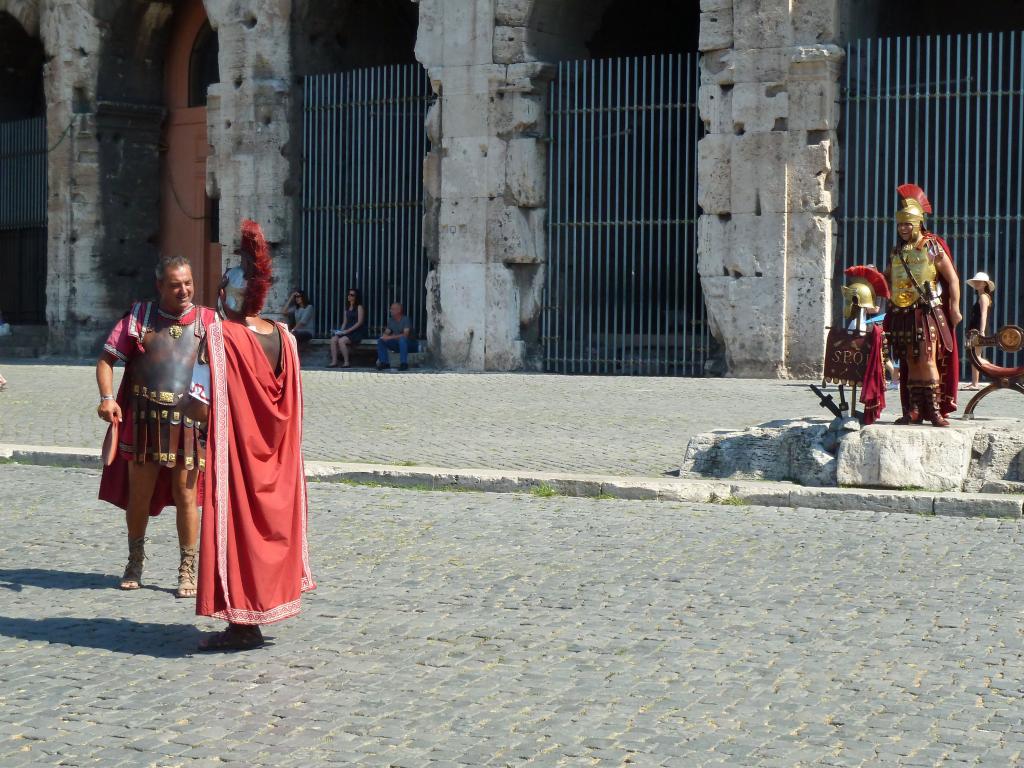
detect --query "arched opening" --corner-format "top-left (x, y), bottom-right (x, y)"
top-left (95, 0), bottom-right (220, 312)
top-left (0, 11), bottom-right (46, 326)
top-left (292, 0), bottom-right (427, 343)
top-left (160, 1), bottom-right (220, 307)
top-left (539, 1), bottom-right (705, 375)
top-left (839, 2), bottom-right (1024, 376)
top-left (844, 0), bottom-right (1024, 42)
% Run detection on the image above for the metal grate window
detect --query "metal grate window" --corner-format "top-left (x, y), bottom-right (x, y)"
top-left (300, 65), bottom-right (432, 339)
top-left (543, 53), bottom-right (705, 376)
top-left (841, 32), bottom-right (1024, 376)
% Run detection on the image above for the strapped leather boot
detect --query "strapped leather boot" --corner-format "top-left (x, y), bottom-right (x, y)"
top-left (894, 387), bottom-right (923, 425)
top-left (921, 384), bottom-right (950, 427)
top-left (120, 536), bottom-right (146, 590)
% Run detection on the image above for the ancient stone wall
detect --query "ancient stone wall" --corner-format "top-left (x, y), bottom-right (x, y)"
top-left (697, 0), bottom-right (841, 378)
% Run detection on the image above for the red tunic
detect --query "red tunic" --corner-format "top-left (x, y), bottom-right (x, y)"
top-left (196, 320), bottom-right (315, 625)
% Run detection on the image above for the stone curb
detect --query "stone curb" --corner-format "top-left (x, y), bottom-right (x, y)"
top-left (1, 443), bottom-right (1021, 519)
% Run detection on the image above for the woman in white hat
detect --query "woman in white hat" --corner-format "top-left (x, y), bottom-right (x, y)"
top-left (964, 271), bottom-right (995, 390)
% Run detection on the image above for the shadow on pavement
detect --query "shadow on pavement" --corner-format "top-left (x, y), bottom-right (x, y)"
top-left (0, 616), bottom-right (205, 657)
top-left (0, 568), bottom-right (118, 591)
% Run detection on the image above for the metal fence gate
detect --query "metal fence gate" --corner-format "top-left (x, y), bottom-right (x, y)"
top-left (0, 116), bottom-right (46, 324)
top-left (544, 53), bottom-right (705, 376)
top-left (301, 65), bottom-right (432, 338)
top-left (841, 32), bottom-right (1024, 376)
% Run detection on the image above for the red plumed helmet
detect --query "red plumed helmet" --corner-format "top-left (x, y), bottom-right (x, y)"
top-left (845, 264), bottom-right (890, 299)
top-left (240, 219), bottom-right (272, 315)
top-left (896, 183), bottom-right (932, 214)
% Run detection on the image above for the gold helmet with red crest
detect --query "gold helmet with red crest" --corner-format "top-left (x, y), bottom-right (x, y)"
top-left (895, 183), bottom-right (932, 237)
top-left (842, 265), bottom-right (889, 319)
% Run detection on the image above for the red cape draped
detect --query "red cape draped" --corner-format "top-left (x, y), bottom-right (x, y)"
top-left (892, 233), bottom-right (960, 417)
top-left (98, 306), bottom-right (217, 516)
top-left (196, 320), bottom-right (315, 625)
top-left (860, 325), bottom-right (886, 425)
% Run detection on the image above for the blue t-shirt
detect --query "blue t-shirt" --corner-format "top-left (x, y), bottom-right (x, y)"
top-left (387, 316), bottom-right (413, 336)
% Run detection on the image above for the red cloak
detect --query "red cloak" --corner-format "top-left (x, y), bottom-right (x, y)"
top-left (196, 320), bottom-right (315, 625)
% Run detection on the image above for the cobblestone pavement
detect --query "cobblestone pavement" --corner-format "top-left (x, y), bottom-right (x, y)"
top-left (2, 361), bottom-right (1020, 476)
top-left (3, 463), bottom-right (1024, 766)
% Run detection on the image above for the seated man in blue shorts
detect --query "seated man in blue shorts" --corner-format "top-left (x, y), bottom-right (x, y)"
top-left (376, 302), bottom-right (417, 371)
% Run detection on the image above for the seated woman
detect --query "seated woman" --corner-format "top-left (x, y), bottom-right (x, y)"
top-left (329, 288), bottom-right (367, 367)
top-left (281, 289), bottom-right (315, 347)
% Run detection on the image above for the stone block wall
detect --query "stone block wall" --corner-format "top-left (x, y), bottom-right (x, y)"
top-left (697, 0), bottom-right (841, 378)
top-left (416, 0), bottom-right (556, 370)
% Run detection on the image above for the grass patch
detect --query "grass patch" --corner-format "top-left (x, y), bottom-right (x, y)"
top-left (395, 460), bottom-right (419, 467)
top-left (530, 483), bottom-right (560, 498)
top-left (593, 493), bottom-right (616, 500)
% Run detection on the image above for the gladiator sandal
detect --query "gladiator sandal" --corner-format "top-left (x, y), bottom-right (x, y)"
top-left (922, 386), bottom-right (950, 427)
top-left (176, 545), bottom-right (198, 599)
top-left (120, 536), bottom-right (146, 590)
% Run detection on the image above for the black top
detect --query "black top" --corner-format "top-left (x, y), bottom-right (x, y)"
top-left (968, 298), bottom-right (987, 334)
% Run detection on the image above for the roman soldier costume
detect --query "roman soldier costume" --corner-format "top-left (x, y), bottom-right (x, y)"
top-left (883, 183), bottom-right (960, 426)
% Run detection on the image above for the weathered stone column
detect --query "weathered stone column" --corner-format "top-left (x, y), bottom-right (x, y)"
top-left (205, 0), bottom-right (293, 311)
top-left (697, 0), bottom-right (841, 378)
top-left (39, 1), bottom-right (104, 354)
top-left (416, 0), bottom-right (550, 370)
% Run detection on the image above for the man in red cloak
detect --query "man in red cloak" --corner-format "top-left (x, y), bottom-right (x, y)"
top-left (187, 220), bottom-right (315, 650)
top-left (883, 184), bottom-right (960, 426)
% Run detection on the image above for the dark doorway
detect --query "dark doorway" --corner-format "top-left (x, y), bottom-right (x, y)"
top-left (0, 12), bottom-right (46, 325)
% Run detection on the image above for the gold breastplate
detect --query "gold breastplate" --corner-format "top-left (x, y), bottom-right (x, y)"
top-left (890, 247), bottom-right (937, 308)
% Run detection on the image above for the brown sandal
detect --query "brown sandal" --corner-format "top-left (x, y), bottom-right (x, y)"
top-left (197, 624), bottom-right (264, 652)
top-left (176, 545), bottom-right (198, 598)
top-left (120, 536), bottom-right (146, 590)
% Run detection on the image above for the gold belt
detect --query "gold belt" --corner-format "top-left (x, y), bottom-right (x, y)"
top-left (132, 384), bottom-right (182, 405)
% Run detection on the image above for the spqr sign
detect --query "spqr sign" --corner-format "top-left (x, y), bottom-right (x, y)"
top-left (823, 328), bottom-right (871, 386)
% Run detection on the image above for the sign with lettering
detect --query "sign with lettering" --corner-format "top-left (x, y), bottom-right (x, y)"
top-left (823, 328), bottom-right (871, 385)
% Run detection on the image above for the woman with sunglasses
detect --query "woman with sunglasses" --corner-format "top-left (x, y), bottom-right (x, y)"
top-left (329, 288), bottom-right (366, 367)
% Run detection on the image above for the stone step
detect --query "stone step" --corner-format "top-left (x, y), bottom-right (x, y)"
top-left (0, 324), bottom-right (48, 345)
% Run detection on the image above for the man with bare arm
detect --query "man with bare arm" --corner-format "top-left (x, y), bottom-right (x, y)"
top-left (96, 256), bottom-right (216, 597)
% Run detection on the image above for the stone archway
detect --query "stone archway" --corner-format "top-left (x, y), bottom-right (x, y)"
top-left (160, 0), bottom-right (220, 307)
top-left (0, 9), bottom-right (46, 326)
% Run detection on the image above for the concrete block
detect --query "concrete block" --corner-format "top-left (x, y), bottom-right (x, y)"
top-left (836, 424), bottom-right (976, 491)
top-left (495, 0), bottom-right (531, 26)
top-left (700, 0), bottom-right (732, 11)
top-left (784, 275), bottom-right (830, 379)
top-left (493, 25), bottom-right (528, 64)
top-left (486, 201), bottom-right (544, 264)
top-left (436, 262), bottom-right (487, 368)
top-left (429, 64), bottom-right (507, 97)
top-left (788, 137), bottom-right (835, 213)
top-left (732, 82), bottom-right (788, 134)
top-left (786, 213), bottom-right (835, 279)
top-left (933, 494), bottom-right (1022, 518)
top-left (791, 0), bottom-right (840, 45)
top-left (439, 197), bottom-right (487, 265)
top-left (790, 487), bottom-right (933, 516)
top-left (697, 134), bottom-right (732, 214)
top-left (484, 263), bottom-right (524, 370)
top-left (788, 78), bottom-right (839, 130)
top-left (733, 0), bottom-right (791, 49)
top-left (657, 480), bottom-right (734, 502)
top-left (493, 92), bottom-right (544, 137)
top-left (440, 137), bottom-right (507, 198)
top-left (506, 138), bottom-right (545, 207)
top-left (441, 92), bottom-right (492, 138)
top-left (699, 8), bottom-right (733, 52)
top-left (416, 0), bottom-right (495, 67)
top-left (730, 131), bottom-right (788, 215)
top-left (728, 481), bottom-right (794, 507)
top-left (698, 82), bottom-right (734, 134)
top-left (700, 274), bottom-right (786, 377)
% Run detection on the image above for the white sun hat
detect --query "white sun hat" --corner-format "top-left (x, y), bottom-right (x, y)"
top-left (967, 271), bottom-right (995, 293)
